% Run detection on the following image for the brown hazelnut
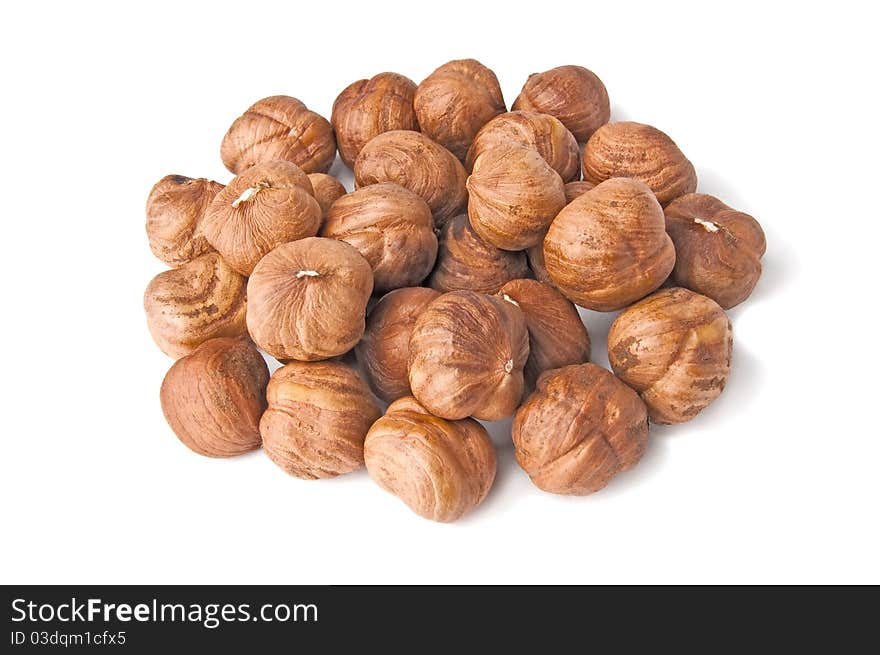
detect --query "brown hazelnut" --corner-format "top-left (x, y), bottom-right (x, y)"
top-left (355, 287), bottom-right (441, 403)
top-left (664, 193), bottom-right (767, 309)
top-left (525, 243), bottom-right (553, 286)
top-left (320, 183), bottom-right (438, 293)
top-left (160, 337), bottom-right (268, 457)
top-left (607, 287), bottom-right (732, 424)
top-left (307, 173), bottom-right (347, 219)
top-left (466, 111), bottom-right (580, 182)
top-left (428, 214), bottom-right (530, 294)
top-left (261, 360), bottom-right (381, 479)
top-left (408, 290), bottom-right (529, 420)
top-left (144, 252), bottom-right (248, 358)
top-left (564, 180), bottom-right (595, 203)
top-left (220, 95), bottom-right (336, 175)
top-left (498, 279), bottom-right (590, 388)
top-left (513, 363), bottom-right (649, 495)
top-left (582, 121), bottom-right (697, 206)
top-left (331, 72), bottom-right (419, 167)
top-left (544, 177), bottom-right (675, 311)
top-left (512, 65), bottom-right (610, 143)
top-left (201, 160), bottom-right (322, 276)
top-left (246, 237), bottom-right (373, 361)
top-left (467, 144), bottom-right (567, 250)
top-left (145, 174), bottom-right (224, 267)
top-left (364, 396), bottom-right (496, 522)
top-left (354, 130), bottom-right (467, 228)
top-left (414, 59), bottom-right (506, 161)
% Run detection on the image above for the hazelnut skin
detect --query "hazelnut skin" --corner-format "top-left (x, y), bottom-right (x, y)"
top-left (331, 72), bottom-right (419, 167)
top-left (246, 237), bottom-right (373, 362)
top-left (220, 95), bottom-right (336, 175)
top-left (160, 337), bottom-right (269, 457)
top-left (467, 144), bottom-right (567, 251)
top-left (364, 396), bottom-right (496, 522)
top-left (355, 287), bottom-right (441, 403)
top-left (261, 360), bottom-right (381, 479)
top-left (512, 65), bottom-right (610, 143)
top-left (513, 363), bottom-right (649, 495)
top-left (201, 160), bottom-right (322, 276)
top-left (307, 173), bottom-right (347, 219)
top-left (414, 59), bottom-right (506, 161)
top-left (607, 287), bottom-right (733, 424)
top-left (525, 243), bottom-right (553, 286)
top-left (354, 130), bottom-right (467, 229)
top-left (582, 121), bottom-right (697, 206)
top-left (144, 252), bottom-right (248, 358)
top-left (145, 174), bottom-right (224, 267)
top-left (664, 193), bottom-right (767, 309)
top-left (564, 180), bottom-right (595, 203)
top-left (408, 290), bottom-right (529, 421)
top-left (428, 214), bottom-right (530, 295)
top-left (320, 183), bottom-right (438, 293)
top-left (544, 177), bottom-right (676, 311)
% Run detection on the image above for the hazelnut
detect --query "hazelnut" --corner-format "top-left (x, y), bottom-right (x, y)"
top-left (220, 95), bottom-right (336, 175)
top-left (144, 252), bottom-right (248, 358)
top-left (466, 110), bottom-right (580, 182)
top-left (408, 290), bottom-right (529, 420)
top-left (354, 130), bottom-right (467, 229)
top-left (428, 214), bottom-right (530, 294)
top-left (320, 183), bottom-right (438, 293)
top-left (331, 72), bottom-right (419, 167)
top-left (525, 243), bottom-right (553, 286)
top-left (201, 160), bottom-right (322, 276)
top-left (414, 59), bottom-right (506, 161)
top-left (364, 396), bottom-right (496, 522)
top-left (582, 121), bottom-right (697, 206)
top-left (160, 337), bottom-right (268, 457)
top-left (563, 180), bottom-right (595, 203)
top-left (543, 177), bottom-right (675, 311)
top-left (467, 144), bottom-right (567, 250)
top-left (246, 237), bottom-right (373, 361)
top-left (261, 360), bottom-right (381, 479)
top-left (512, 65), bottom-right (610, 143)
top-left (498, 279), bottom-right (590, 388)
top-left (307, 173), bottom-right (347, 219)
top-left (145, 174), bottom-right (224, 267)
top-left (513, 363), bottom-right (649, 495)
top-left (664, 193), bottom-right (766, 309)
top-left (607, 287), bottom-right (732, 424)
top-left (355, 287), bottom-right (441, 403)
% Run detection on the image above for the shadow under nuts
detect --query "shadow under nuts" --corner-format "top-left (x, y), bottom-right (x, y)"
top-left (307, 173), bottom-right (346, 219)
top-left (513, 363), bottom-right (649, 495)
top-left (608, 287), bottom-right (733, 424)
top-left (408, 290), bottom-right (529, 421)
top-left (364, 396), bottom-right (496, 522)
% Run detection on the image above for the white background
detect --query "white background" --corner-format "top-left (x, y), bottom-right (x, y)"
top-left (1, 1), bottom-right (877, 584)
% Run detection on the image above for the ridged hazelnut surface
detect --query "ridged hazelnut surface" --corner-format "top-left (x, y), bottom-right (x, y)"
top-left (664, 193), bottom-right (766, 309)
top-left (414, 59), bottom-right (506, 161)
top-left (608, 287), bottom-right (732, 424)
top-left (246, 237), bottom-right (373, 361)
top-left (220, 95), bottom-right (336, 175)
top-left (261, 361), bottom-right (381, 479)
top-left (498, 279), bottom-right (590, 388)
top-left (466, 111), bottom-right (580, 182)
top-left (320, 183), bottom-right (437, 293)
top-left (160, 337), bottom-right (268, 457)
top-left (307, 173), bottom-right (346, 219)
top-left (513, 363), bottom-right (649, 495)
top-left (428, 214), bottom-right (530, 294)
top-left (525, 243), bottom-right (553, 286)
top-left (564, 180), bottom-right (595, 203)
top-left (512, 65), bottom-right (610, 143)
top-left (144, 252), bottom-right (248, 358)
top-left (544, 178), bottom-right (675, 311)
top-left (355, 287), bottom-right (441, 403)
top-left (354, 130), bottom-right (467, 228)
top-left (408, 290), bottom-right (529, 420)
top-left (365, 397), bottom-right (496, 522)
top-left (467, 145), bottom-right (566, 250)
top-left (202, 160), bottom-right (322, 276)
top-left (582, 121), bottom-right (697, 206)
top-left (331, 72), bottom-right (419, 167)
top-left (145, 174), bottom-right (224, 267)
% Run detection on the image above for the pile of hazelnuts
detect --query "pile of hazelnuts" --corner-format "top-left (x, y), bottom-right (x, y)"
top-left (144, 61), bottom-right (766, 522)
